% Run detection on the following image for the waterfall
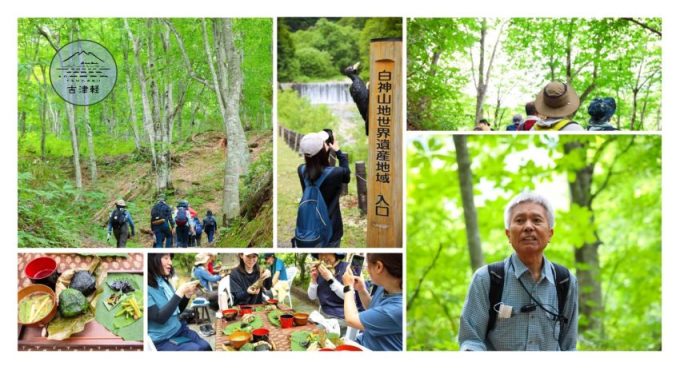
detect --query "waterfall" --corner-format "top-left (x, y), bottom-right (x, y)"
top-left (286, 82), bottom-right (353, 104)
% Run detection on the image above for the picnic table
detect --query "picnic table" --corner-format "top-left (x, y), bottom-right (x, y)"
top-left (17, 253), bottom-right (144, 351)
top-left (215, 303), bottom-right (318, 351)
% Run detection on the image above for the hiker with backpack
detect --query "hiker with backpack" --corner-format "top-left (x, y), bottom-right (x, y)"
top-left (532, 81), bottom-right (585, 131)
top-left (173, 200), bottom-right (193, 248)
top-left (150, 195), bottom-right (174, 248)
top-left (293, 131), bottom-right (351, 248)
top-left (459, 192), bottom-right (578, 351)
top-left (519, 102), bottom-right (540, 131)
top-left (191, 215), bottom-right (203, 247)
top-left (107, 199), bottom-right (135, 248)
top-left (587, 97), bottom-right (618, 131)
top-left (505, 114), bottom-right (523, 131)
top-left (202, 210), bottom-right (218, 244)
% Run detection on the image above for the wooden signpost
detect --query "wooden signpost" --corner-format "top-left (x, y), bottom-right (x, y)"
top-left (367, 38), bottom-right (402, 247)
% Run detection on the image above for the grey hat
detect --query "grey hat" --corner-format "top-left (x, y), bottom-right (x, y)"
top-left (299, 132), bottom-right (329, 157)
top-left (512, 114), bottom-right (523, 124)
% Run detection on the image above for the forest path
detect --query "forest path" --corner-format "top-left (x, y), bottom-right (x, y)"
top-left (91, 130), bottom-right (270, 248)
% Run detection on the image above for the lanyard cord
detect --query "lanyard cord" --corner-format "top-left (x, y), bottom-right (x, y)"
top-left (510, 260), bottom-right (561, 320)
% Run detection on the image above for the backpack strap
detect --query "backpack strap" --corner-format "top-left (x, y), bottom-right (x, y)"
top-left (486, 261), bottom-right (505, 336)
top-left (302, 165), bottom-right (333, 188)
top-left (551, 262), bottom-right (571, 344)
top-left (534, 119), bottom-right (575, 131)
top-left (555, 119), bottom-right (577, 131)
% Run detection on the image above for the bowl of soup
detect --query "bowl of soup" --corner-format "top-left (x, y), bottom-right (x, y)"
top-left (228, 331), bottom-right (252, 350)
top-left (293, 312), bottom-right (309, 326)
top-left (18, 284), bottom-right (57, 326)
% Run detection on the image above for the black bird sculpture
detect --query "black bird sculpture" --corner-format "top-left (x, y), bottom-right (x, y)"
top-left (343, 62), bottom-right (369, 135)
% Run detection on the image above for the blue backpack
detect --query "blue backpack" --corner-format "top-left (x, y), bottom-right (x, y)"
top-left (193, 217), bottom-right (203, 235)
top-left (175, 207), bottom-right (188, 227)
top-left (293, 166), bottom-right (333, 248)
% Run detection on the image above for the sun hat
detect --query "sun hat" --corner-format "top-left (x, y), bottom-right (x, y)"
top-left (535, 81), bottom-right (580, 118)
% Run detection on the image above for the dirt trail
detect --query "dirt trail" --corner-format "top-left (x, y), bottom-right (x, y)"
top-left (96, 130), bottom-right (269, 248)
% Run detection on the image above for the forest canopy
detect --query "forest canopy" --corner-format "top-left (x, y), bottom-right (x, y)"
top-left (407, 18), bottom-right (662, 131)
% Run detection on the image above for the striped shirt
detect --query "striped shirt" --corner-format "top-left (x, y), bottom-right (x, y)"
top-left (459, 253), bottom-right (578, 351)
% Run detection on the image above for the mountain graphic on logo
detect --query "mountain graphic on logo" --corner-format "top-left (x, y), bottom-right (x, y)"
top-left (62, 50), bottom-right (105, 65)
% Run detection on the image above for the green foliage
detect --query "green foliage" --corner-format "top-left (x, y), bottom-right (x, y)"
top-left (407, 135), bottom-right (661, 350)
top-left (358, 18), bottom-right (403, 81)
top-left (294, 46), bottom-right (337, 79)
top-left (277, 22), bottom-right (299, 82)
top-left (18, 170), bottom-right (107, 247)
top-left (408, 18), bottom-right (662, 130)
top-left (278, 17), bottom-right (401, 82)
top-left (236, 18), bottom-right (273, 131)
top-left (277, 90), bottom-right (339, 133)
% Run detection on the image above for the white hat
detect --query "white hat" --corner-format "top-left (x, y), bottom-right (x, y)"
top-left (299, 132), bottom-right (329, 157)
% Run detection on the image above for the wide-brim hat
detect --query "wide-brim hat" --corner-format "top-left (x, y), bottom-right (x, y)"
top-left (535, 81), bottom-right (580, 118)
top-left (311, 253), bottom-right (346, 259)
top-left (194, 253), bottom-right (211, 266)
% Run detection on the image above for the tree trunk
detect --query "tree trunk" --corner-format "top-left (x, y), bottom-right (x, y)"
top-left (125, 19), bottom-right (161, 192)
top-left (453, 136), bottom-right (484, 271)
top-left (19, 111), bottom-right (27, 139)
top-left (123, 36), bottom-right (141, 150)
top-left (564, 141), bottom-right (603, 336)
top-left (639, 85), bottom-right (650, 131)
top-left (474, 19), bottom-right (487, 124)
top-left (148, 23), bottom-right (171, 193)
top-left (630, 89), bottom-right (639, 130)
top-left (125, 73), bottom-right (141, 150)
top-left (84, 105), bottom-right (97, 183)
top-left (65, 103), bottom-right (83, 190)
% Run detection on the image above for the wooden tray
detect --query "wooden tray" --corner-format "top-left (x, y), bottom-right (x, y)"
top-left (17, 258), bottom-right (144, 352)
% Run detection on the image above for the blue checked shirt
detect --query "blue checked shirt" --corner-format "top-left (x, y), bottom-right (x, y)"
top-left (459, 253), bottom-right (578, 351)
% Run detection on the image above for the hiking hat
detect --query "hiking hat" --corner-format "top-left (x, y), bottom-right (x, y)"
top-left (311, 253), bottom-right (346, 259)
top-left (512, 114), bottom-right (523, 124)
top-left (299, 132), bottom-right (328, 157)
top-left (535, 81), bottom-right (580, 118)
top-left (194, 253), bottom-right (211, 266)
top-left (115, 199), bottom-right (126, 207)
top-left (588, 97), bottom-right (617, 124)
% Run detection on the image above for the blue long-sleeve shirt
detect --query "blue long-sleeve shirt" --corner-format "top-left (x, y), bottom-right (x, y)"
top-left (193, 266), bottom-right (221, 292)
top-left (107, 208), bottom-right (135, 235)
top-left (459, 253), bottom-right (578, 351)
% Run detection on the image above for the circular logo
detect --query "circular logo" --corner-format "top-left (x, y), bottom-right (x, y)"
top-left (49, 40), bottom-right (117, 106)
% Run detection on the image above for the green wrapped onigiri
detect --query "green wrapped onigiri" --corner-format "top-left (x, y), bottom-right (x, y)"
top-left (58, 288), bottom-right (89, 318)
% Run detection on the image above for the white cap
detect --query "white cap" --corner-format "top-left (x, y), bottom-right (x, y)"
top-left (299, 131), bottom-right (329, 157)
